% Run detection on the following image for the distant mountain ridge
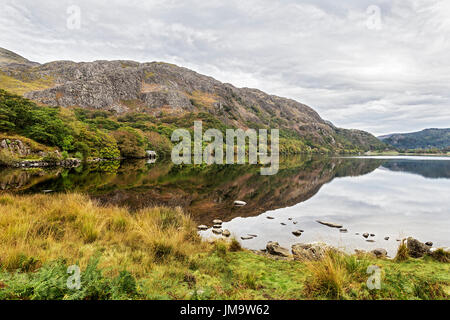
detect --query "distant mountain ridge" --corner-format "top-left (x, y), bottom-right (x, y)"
top-left (0, 47), bottom-right (385, 153)
top-left (379, 128), bottom-right (450, 150)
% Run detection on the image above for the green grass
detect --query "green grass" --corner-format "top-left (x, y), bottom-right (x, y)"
top-left (0, 193), bottom-right (448, 300)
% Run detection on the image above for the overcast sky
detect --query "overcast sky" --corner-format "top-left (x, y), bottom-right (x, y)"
top-left (1, 0), bottom-right (449, 135)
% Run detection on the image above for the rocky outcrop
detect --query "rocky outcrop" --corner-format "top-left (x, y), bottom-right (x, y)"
top-left (371, 248), bottom-right (388, 258)
top-left (407, 237), bottom-right (431, 258)
top-left (1, 139), bottom-right (32, 157)
top-left (266, 242), bottom-right (291, 257)
top-left (291, 243), bottom-right (329, 261)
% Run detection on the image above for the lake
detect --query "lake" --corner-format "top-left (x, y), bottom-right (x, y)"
top-left (1, 155), bottom-right (449, 257)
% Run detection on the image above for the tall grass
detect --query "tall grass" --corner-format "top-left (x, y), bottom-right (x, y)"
top-left (0, 193), bottom-right (206, 276)
top-left (395, 239), bottom-right (409, 262)
top-left (304, 250), bottom-right (373, 299)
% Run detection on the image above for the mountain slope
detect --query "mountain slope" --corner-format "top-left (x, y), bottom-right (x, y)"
top-left (0, 47), bottom-right (385, 153)
top-left (0, 48), bottom-right (39, 67)
top-left (379, 128), bottom-right (450, 150)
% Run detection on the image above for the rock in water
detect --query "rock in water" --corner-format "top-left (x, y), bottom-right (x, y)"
top-left (371, 248), bottom-right (387, 258)
top-left (197, 225), bottom-right (208, 230)
top-left (316, 220), bottom-right (343, 228)
top-left (266, 242), bottom-right (290, 257)
top-left (247, 234), bottom-right (258, 238)
top-left (212, 228), bottom-right (223, 235)
top-left (213, 224), bottom-right (222, 229)
top-left (407, 237), bottom-right (431, 258)
top-left (222, 229), bottom-right (231, 237)
top-left (366, 240), bottom-right (376, 243)
top-left (241, 236), bottom-right (253, 240)
top-left (266, 216), bottom-right (275, 219)
top-left (292, 230), bottom-right (302, 237)
top-left (234, 200), bottom-right (246, 206)
top-left (363, 233), bottom-right (369, 238)
top-left (291, 243), bottom-right (328, 261)
top-left (384, 237), bottom-right (389, 240)
top-left (340, 228), bottom-right (348, 233)
top-left (425, 241), bottom-right (433, 247)
top-left (212, 219), bottom-right (222, 225)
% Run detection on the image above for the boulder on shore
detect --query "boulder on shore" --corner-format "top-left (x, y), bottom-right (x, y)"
top-left (234, 200), bottom-right (247, 206)
top-left (266, 242), bottom-right (290, 257)
top-left (407, 237), bottom-right (431, 258)
top-left (222, 229), bottom-right (231, 237)
top-left (197, 225), bottom-right (208, 230)
top-left (291, 243), bottom-right (329, 261)
top-left (371, 248), bottom-right (388, 258)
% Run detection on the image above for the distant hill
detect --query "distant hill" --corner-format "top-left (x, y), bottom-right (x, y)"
top-left (0, 48), bottom-right (38, 67)
top-left (379, 128), bottom-right (450, 150)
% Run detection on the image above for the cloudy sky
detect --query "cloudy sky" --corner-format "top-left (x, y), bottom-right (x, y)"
top-left (1, 0), bottom-right (449, 135)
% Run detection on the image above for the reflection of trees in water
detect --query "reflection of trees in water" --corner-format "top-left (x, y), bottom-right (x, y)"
top-left (381, 160), bottom-right (450, 179)
top-left (0, 156), bottom-right (382, 223)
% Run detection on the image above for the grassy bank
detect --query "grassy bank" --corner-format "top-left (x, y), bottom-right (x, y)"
top-left (0, 193), bottom-right (448, 300)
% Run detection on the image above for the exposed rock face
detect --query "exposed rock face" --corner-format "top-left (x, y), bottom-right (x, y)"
top-left (1, 139), bottom-right (32, 157)
top-left (291, 243), bottom-right (328, 261)
top-left (407, 237), bottom-right (431, 258)
top-left (266, 241), bottom-right (290, 257)
top-left (0, 47), bottom-right (385, 152)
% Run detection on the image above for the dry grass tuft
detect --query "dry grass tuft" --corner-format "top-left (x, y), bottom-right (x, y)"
top-left (395, 239), bottom-right (409, 262)
top-left (0, 193), bottom-right (207, 276)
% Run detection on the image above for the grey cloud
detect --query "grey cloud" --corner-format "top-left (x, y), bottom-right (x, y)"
top-left (0, 0), bottom-right (449, 135)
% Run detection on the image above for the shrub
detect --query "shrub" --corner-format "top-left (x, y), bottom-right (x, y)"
top-left (111, 127), bottom-right (146, 158)
top-left (42, 152), bottom-right (61, 164)
top-left (429, 248), bottom-right (450, 263)
top-left (61, 151), bottom-right (69, 160)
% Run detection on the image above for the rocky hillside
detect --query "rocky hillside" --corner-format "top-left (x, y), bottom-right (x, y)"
top-left (379, 128), bottom-right (450, 150)
top-left (0, 47), bottom-right (385, 152)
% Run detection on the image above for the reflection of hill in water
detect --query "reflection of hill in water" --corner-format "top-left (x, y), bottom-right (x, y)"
top-left (0, 156), bottom-right (382, 224)
top-left (381, 160), bottom-right (450, 179)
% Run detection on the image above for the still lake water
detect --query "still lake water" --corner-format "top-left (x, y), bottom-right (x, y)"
top-left (1, 155), bottom-right (449, 256)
